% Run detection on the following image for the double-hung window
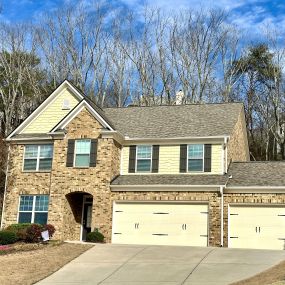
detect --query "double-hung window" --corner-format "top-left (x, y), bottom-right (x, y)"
top-left (23, 145), bottom-right (53, 171)
top-left (18, 195), bottom-right (49, 224)
top-left (188, 144), bottom-right (204, 172)
top-left (136, 145), bottom-right (152, 172)
top-left (74, 139), bottom-right (91, 167)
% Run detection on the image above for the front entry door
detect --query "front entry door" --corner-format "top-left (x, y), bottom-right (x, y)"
top-left (82, 196), bottom-right (93, 241)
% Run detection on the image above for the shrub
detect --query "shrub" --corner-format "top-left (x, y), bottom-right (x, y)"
top-left (43, 224), bottom-right (55, 238)
top-left (5, 223), bottom-right (56, 243)
top-left (86, 229), bottom-right (104, 243)
top-left (0, 231), bottom-right (17, 245)
top-left (25, 224), bottom-right (43, 243)
top-left (6, 223), bottom-right (31, 241)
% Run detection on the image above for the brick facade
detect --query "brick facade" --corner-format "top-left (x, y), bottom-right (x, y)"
top-left (2, 107), bottom-right (121, 241)
top-left (227, 108), bottom-right (250, 165)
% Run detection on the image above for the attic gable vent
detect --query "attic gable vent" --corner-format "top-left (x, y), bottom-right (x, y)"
top-left (62, 99), bottom-right (71, 110)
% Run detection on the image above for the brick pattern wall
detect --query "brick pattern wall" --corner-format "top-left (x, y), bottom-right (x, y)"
top-left (2, 143), bottom-right (52, 226)
top-left (227, 108), bottom-right (250, 166)
top-left (3, 107), bottom-right (121, 242)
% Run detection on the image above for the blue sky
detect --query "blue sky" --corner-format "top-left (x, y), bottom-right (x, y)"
top-left (1, 0), bottom-right (285, 35)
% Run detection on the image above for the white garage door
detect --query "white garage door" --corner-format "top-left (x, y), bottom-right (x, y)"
top-left (229, 205), bottom-right (285, 250)
top-left (112, 202), bottom-right (208, 246)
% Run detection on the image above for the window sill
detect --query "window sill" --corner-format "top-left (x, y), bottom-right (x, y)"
top-left (73, 167), bottom-right (90, 169)
top-left (22, 170), bottom-right (51, 173)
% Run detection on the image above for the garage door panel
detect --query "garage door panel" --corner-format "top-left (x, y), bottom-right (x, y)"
top-left (229, 205), bottom-right (285, 250)
top-left (112, 202), bottom-right (208, 247)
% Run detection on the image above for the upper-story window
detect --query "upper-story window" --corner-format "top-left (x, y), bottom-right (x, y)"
top-left (187, 144), bottom-right (204, 172)
top-left (66, 139), bottom-right (97, 168)
top-left (136, 145), bottom-right (152, 172)
top-left (23, 145), bottom-right (53, 171)
top-left (74, 139), bottom-right (91, 167)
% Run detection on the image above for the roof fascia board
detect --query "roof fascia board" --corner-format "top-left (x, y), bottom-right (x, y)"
top-left (6, 132), bottom-right (65, 142)
top-left (225, 186), bottom-right (285, 193)
top-left (123, 136), bottom-right (229, 145)
top-left (111, 184), bottom-right (222, 192)
top-left (51, 100), bottom-right (114, 132)
top-left (7, 80), bottom-right (83, 139)
top-left (9, 137), bottom-right (55, 144)
top-left (100, 130), bottom-right (124, 144)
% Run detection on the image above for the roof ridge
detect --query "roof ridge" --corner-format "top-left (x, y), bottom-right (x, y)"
top-left (103, 102), bottom-right (244, 109)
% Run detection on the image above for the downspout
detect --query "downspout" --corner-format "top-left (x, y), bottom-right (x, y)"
top-left (1, 144), bottom-right (10, 229)
top-left (220, 185), bottom-right (224, 247)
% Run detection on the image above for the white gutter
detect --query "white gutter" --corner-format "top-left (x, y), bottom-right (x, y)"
top-left (220, 185), bottom-right (224, 247)
top-left (125, 135), bottom-right (229, 141)
top-left (225, 186), bottom-right (285, 194)
top-left (5, 137), bottom-right (54, 142)
top-left (5, 132), bottom-right (66, 142)
top-left (1, 145), bottom-right (10, 229)
top-left (226, 186), bottom-right (285, 189)
top-left (100, 130), bottom-right (125, 145)
top-left (111, 184), bottom-right (224, 192)
top-left (124, 135), bottom-right (229, 145)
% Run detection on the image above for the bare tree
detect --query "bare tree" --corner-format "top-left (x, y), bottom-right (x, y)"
top-left (171, 10), bottom-right (228, 103)
top-left (34, 1), bottom-right (107, 95)
top-left (219, 25), bottom-right (243, 102)
top-left (0, 23), bottom-right (45, 136)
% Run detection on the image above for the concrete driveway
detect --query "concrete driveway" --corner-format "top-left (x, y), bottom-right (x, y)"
top-left (37, 244), bottom-right (285, 285)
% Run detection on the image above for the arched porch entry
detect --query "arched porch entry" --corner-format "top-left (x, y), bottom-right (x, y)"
top-left (64, 192), bottom-right (93, 241)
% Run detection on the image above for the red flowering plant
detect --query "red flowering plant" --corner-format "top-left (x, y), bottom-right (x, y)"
top-left (25, 224), bottom-right (43, 243)
top-left (43, 224), bottom-right (55, 238)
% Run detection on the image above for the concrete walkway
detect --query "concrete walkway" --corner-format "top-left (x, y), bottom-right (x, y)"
top-left (36, 244), bottom-right (285, 285)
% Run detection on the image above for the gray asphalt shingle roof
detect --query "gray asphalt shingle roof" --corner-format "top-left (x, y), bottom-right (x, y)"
top-left (111, 174), bottom-right (228, 186)
top-left (111, 162), bottom-right (285, 187)
top-left (227, 161), bottom-right (285, 187)
top-left (104, 103), bottom-right (243, 138)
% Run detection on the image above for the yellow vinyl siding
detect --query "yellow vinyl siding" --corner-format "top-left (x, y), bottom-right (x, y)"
top-left (121, 144), bottom-right (223, 174)
top-left (159, 145), bottom-right (180, 174)
top-left (121, 146), bottom-right (129, 174)
top-left (211, 144), bottom-right (223, 174)
top-left (21, 88), bottom-right (79, 134)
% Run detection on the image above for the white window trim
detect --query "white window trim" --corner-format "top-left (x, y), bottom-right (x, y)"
top-left (135, 145), bottom-right (153, 173)
top-left (22, 144), bottom-right (53, 172)
top-left (17, 195), bottom-right (49, 224)
top-left (187, 144), bottom-right (204, 173)
top-left (73, 139), bottom-right (91, 168)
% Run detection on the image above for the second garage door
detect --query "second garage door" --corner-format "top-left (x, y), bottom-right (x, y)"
top-left (229, 205), bottom-right (285, 250)
top-left (112, 202), bottom-right (208, 246)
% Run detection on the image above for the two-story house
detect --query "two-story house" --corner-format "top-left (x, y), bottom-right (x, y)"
top-left (1, 80), bottom-right (285, 250)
